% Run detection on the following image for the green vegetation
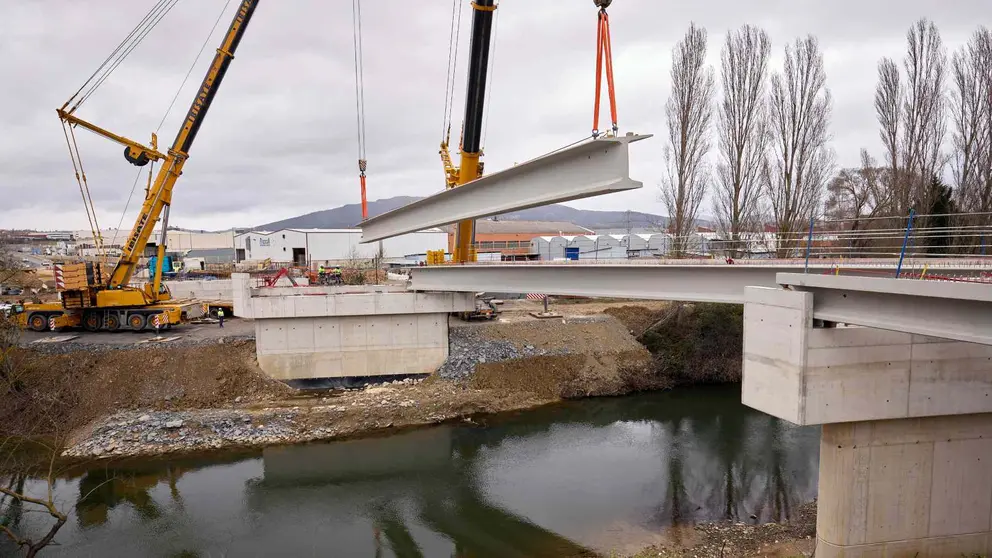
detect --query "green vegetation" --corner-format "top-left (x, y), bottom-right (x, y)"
top-left (638, 303), bottom-right (744, 385)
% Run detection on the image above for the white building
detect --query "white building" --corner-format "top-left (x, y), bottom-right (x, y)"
top-left (566, 235), bottom-right (624, 259)
top-left (74, 228), bottom-right (236, 254)
top-left (234, 228), bottom-right (447, 265)
top-left (529, 236), bottom-right (574, 260)
top-left (530, 232), bottom-right (679, 260)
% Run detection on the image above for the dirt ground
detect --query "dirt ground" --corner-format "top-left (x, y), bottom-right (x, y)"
top-left (496, 298), bottom-right (671, 322)
top-left (465, 318), bottom-right (664, 398)
top-left (17, 316), bottom-right (255, 346)
top-left (2, 338), bottom-right (293, 436)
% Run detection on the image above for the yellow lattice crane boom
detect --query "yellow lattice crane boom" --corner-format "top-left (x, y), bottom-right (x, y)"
top-left (17, 0), bottom-right (260, 333)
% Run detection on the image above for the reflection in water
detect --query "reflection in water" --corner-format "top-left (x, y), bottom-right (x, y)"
top-left (9, 385), bottom-right (819, 557)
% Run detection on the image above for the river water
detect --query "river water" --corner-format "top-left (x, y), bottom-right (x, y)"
top-left (5, 386), bottom-right (819, 557)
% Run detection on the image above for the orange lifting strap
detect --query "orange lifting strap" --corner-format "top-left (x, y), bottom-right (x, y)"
top-left (358, 159), bottom-right (368, 220)
top-left (592, 0), bottom-right (618, 138)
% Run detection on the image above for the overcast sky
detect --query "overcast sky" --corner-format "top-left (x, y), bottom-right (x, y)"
top-left (1, 0), bottom-right (987, 231)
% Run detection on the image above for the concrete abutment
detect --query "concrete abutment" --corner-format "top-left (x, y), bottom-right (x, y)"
top-left (231, 273), bottom-right (474, 384)
top-left (743, 285), bottom-right (992, 556)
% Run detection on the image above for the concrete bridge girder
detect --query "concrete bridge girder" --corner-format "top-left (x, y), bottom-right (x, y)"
top-left (409, 264), bottom-right (810, 304)
top-left (359, 134), bottom-right (650, 243)
top-left (776, 272), bottom-right (992, 346)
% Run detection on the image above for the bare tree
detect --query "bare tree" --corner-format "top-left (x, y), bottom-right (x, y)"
top-left (0, 235), bottom-right (25, 288)
top-left (0, 316), bottom-right (69, 557)
top-left (951, 27), bottom-right (992, 214)
top-left (661, 23), bottom-right (715, 257)
top-left (764, 36), bottom-right (834, 257)
top-left (979, 29), bottom-right (992, 216)
top-left (714, 25), bottom-right (771, 257)
top-left (875, 58), bottom-right (903, 212)
top-left (901, 19), bottom-right (948, 218)
top-left (824, 150), bottom-right (889, 253)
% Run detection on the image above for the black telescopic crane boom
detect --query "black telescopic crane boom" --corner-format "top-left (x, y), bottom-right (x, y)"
top-left (452, 0), bottom-right (496, 262)
top-left (460, 0), bottom-right (495, 154)
top-left (172, 0), bottom-right (260, 155)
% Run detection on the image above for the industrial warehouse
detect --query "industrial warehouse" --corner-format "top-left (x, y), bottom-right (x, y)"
top-left (233, 228), bottom-right (447, 265)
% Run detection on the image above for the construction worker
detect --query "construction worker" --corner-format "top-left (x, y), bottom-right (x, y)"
top-left (318, 264), bottom-right (326, 284)
top-left (217, 307), bottom-right (225, 328)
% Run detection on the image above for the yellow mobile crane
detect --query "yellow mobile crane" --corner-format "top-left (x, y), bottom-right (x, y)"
top-left (17, 0), bottom-right (260, 332)
top-left (439, 0), bottom-right (497, 263)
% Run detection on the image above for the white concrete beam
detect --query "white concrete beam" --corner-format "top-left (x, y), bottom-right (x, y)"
top-left (409, 264), bottom-right (810, 304)
top-left (359, 134), bottom-right (651, 243)
top-left (777, 273), bottom-right (992, 345)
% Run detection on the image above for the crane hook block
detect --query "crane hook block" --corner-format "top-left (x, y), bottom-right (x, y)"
top-left (594, 0), bottom-right (612, 8)
top-left (124, 146), bottom-right (150, 167)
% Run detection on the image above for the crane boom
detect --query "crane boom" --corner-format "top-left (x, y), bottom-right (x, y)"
top-left (451, 0), bottom-right (496, 263)
top-left (108, 0), bottom-right (260, 288)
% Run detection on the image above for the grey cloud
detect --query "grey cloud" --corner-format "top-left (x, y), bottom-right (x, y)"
top-left (1, 0), bottom-right (988, 229)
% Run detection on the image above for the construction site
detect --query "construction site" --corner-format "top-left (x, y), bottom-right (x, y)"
top-left (4, 0), bottom-right (992, 557)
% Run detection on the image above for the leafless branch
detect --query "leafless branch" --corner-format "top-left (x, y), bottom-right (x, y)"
top-left (875, 57), bottom-right (903, 210)
top-left (660, 23), bottom-right (715, 257)
top-left (952, 27), bottom-right (992, 215)
top-left (900, 18), bottom-right (947, 217)
top-left (824, 150), bottom-right (893, 253)
top-left (0, 315), bottom-right (72, 557)
top-left (714, 25), bottom-right (771, 256)
top-left (764, 35), bottom-right (835, 257)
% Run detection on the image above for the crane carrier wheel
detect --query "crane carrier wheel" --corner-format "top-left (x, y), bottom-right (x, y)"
top-left (83, 312), bottom-right (102, 332)
top-left (27, 313), bottom-right (50, 332)
top-left (127, 313), bottom-right (147, 331)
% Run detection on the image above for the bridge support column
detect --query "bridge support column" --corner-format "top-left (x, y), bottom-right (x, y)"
top-left (818, 415), bottom-right (992, 556)
top-left (742, 286), bottom-right (992, 556)
top-left (234, 277), bottom-right (475, 386)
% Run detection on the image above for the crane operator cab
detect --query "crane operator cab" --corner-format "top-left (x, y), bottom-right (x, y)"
top-left (142, 281), bottom-right (173, 301)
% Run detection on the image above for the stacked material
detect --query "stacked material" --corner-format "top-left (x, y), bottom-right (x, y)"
top-left (55, 262), bottom-right (108, 291)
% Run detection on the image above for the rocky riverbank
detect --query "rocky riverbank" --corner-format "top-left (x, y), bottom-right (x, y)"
top-left (63, 378), bottom-right (551, 459)
top-left (627, 501), bottom-right (817, 557)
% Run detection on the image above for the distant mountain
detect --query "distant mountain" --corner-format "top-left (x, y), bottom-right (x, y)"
top-left (256, 196), bottom-right (422, 230)
top-left (255, 196), bottom-right (668, 232)
top-left (497, 206), bottom-right (666, 231)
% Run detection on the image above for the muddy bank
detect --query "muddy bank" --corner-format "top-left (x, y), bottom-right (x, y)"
top-left (2, 339), bottom-right (292, 439)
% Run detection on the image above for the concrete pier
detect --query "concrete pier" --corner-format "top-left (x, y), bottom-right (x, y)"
top-left (742, 286), bottom-right (992, 556)
top-left (232, 274), bottom-right (474, 383)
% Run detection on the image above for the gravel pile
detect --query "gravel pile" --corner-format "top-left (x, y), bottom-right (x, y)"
top-left (437, 326), bottom-right (570, 380)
